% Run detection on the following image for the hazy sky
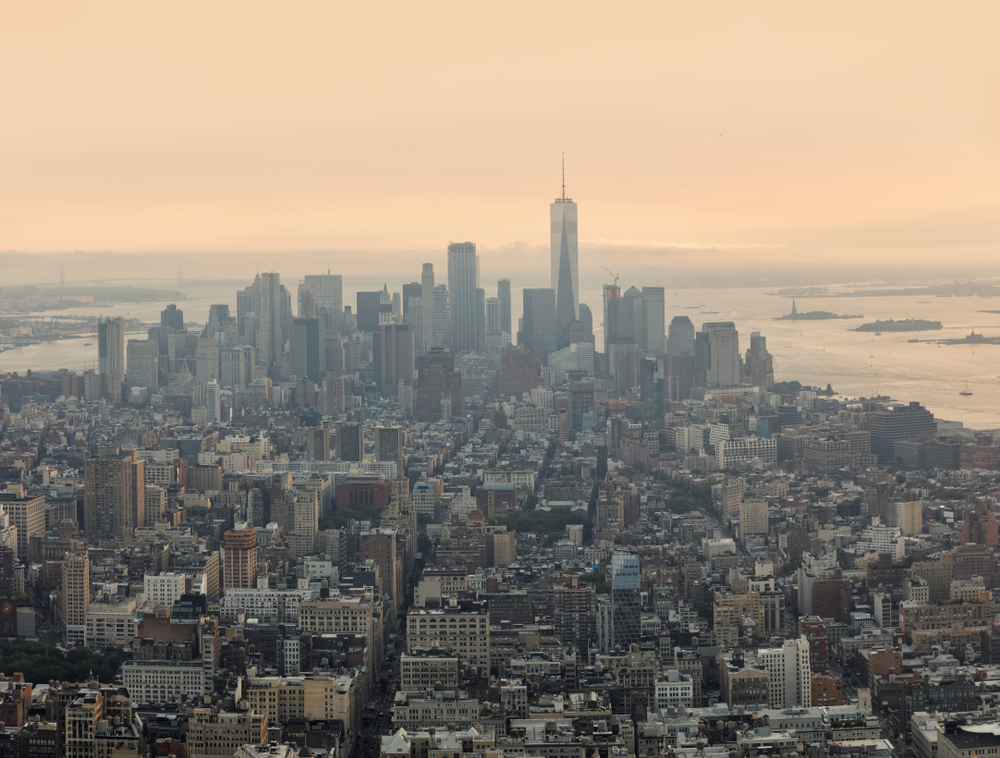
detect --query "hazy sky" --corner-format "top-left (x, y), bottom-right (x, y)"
top-left (3, 2), bottom-right (999, 273)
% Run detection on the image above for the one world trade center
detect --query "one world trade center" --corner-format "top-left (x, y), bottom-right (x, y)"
top-left (550, 159), bottom-right (578, 349)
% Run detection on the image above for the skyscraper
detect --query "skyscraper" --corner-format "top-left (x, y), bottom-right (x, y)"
top-left (602, 283), bottom-right (621, 354)
top-left (447, 241), bottom-right (478, 353)
top-left (84, 447), bottom-right (145, 542)
top-left (160, 304), bottom-right (184, 332)
top-left (98, 316), bottom-right (125, 400)
top-left (610, 553), bottom-right (641, 650)
top-left (475, 287), bottom-right (486, 353)
top-left (667, 315), bottom-right (695, 356)
top-left (60, 552), bottom-right (90, 646)
top-left (289, 317), bottom-right (326, 383)
top-left (551, 163), bottom-right (579, 346)
top-left (702, 322), bottom-right (741, 386)
top-left (421, 263), bottom-right (435, 354)
top-left (376, 323), bottom-right (415, 396)
top-left (356, 291), bottom-right (381, 333)
top-left (486, 297), bottom-right (501, 337)
top-left (746, 332), bottom-right (774, 388)
top-left (336, 422), bottom-right (363, 462)
top-left (415, 349), bottom-right (464, 422)
top-left (642, 286), bottom-right (666, 355)
top-left (302, 273), bottom-right (343, 313)
top-left (206, 380), bottom-right (221, 424)
top-left (432, 285), bottom-right (452, 350)
top-left (324, 372), bottom-right (346, 416)
top-left (497, 278), bottom-right (512, 338)
top-left (196, 325), bottom-right (219, 384)
top-left (374, 425), bottom-right (403, 463)
top-left (290, 491), bottom-right (318, 558)
top-left (401, 282), bottom-right (422, 319)
top-left (251, 272), bottom-right (283, 366)
top-left (519, 288), bottom-right (556, 364)
top-left (126, 338), bottom-right (159, 396)
top-left (208, 304), bottom-right (232, 335)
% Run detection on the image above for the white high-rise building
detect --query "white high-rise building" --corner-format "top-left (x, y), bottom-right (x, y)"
top-left (447, 242), bottom-right (478, 353)
top-left (642, 287), bottom-right (666, 355)
top-left (421, 263), bottom-right (434, 355)
top-left (432, 285), bottom-right (452, 351)
top-left (551, 164), bottom-right (579, 344)
top-left (756, 636), bottom-right (811, 708)
top-left (703, 321), bottom-right (741, 386)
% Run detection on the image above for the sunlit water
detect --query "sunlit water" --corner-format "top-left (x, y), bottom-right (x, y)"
top-left (3, 281), bottom-right (999, 430)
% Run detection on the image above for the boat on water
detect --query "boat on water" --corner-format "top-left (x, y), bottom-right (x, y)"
top-left (83, 342), bottom-right (92, 346)
top-left (907, 338), bottom-right (919, 343)
top-left (875, 332), bottom-right (882, 336)
top-left (961, 378), bottom-right (973, 396)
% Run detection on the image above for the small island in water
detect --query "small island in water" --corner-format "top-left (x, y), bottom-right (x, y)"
top-left (854, 318), bottom-right (943, 332)
top-left (773, 300), bottom-right (862, 321)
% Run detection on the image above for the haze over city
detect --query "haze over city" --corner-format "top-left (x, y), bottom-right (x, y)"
top-left (3, 7), bottom-right (1000, 758)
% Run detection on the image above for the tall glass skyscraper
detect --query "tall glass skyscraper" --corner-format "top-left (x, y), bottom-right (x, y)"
top-left (551, 165), bottom-right (578, 347)
top-left (611, 553), bottom-right (641, 650)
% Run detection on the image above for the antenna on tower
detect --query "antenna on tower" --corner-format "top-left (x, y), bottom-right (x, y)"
top-left (561, 151), bottom-right (565, 200)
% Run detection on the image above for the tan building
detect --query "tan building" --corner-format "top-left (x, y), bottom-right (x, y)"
top-left (186, 707), bottom-right (267, 758)
top-left (714, 592), bottom-right (765, 647)
top-left (0, 485), bottom-right (45, 561)
top-left (407, 600), bottom-right (490, 668)
top-left (289, 491), bottom-right (318, 558)
top-left (298, 592), bottom-right (382, 673)
top-left (492, 532), bottom-right (515, 567)
top-left (400, 650), bottom-right (460, 691)
top-left (243, 672), bottom-right (359, 755)
top-left (720, 657), bottom-right (770, 708)
top-left (65, 685), bottom-right (132, 758)
top-left (60, 552), bottom-right (90, 646)
top-left (738, 498), bottom-right (768, 541)
top-left (719, 477), bottom-right (745, 518)
top-left (83, 448), bottom-right (145, 542)
top-left (893, 500), bottom-right (923, 536)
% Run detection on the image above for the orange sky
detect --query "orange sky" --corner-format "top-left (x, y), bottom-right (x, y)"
top-left (3, 1), bottom-right (999, 271)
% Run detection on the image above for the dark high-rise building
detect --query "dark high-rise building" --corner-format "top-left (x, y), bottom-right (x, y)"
top-left (447, 242), bottom-right (478, 353)
top-left (497, 278), bottom-right (512, 337)
top-left (569, 381), bottom-right (595, 433)
top-left (375, 324), bottom-right (415, 397)
top-left (667, 315), bottom-right (695, 356)
top-left (416, 349), bottom-right (464, 422)
top-left (356, 291), bottom-right (381, 333)
top-left (475, 287), bottom-right (486, 353)
top-left (374, 425), bottom-right (403, 463)
top-left (519, 288), bottom-right (556, 364)
top-left (694, 331), bottom-right (711, 386)
top-left (746, 332), bottom-right (774, 388)
top-left (665, 352), bottom-right (695, 401)
top-left (402, 282), bottom-right (422, 318)
top-left (553, 576), bottom-right (597, 655)
top-left (208, 304), bottom-right (232, 335)
top-left (290, 317), bottom-right (326, 383)
top-left (336, 422), bottom-right (363, 462)
top-left (639, 356), bottom-right (663, 428)
top-left (161, 304), bottom-right (184, 332)
top-left (498, 349), bottom-right (543, 400)
top-left (870, 402), bottom-right (938, 463)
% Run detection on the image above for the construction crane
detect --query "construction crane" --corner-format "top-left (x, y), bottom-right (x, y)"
top-left (602, 266), bottom-right (620, 287)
